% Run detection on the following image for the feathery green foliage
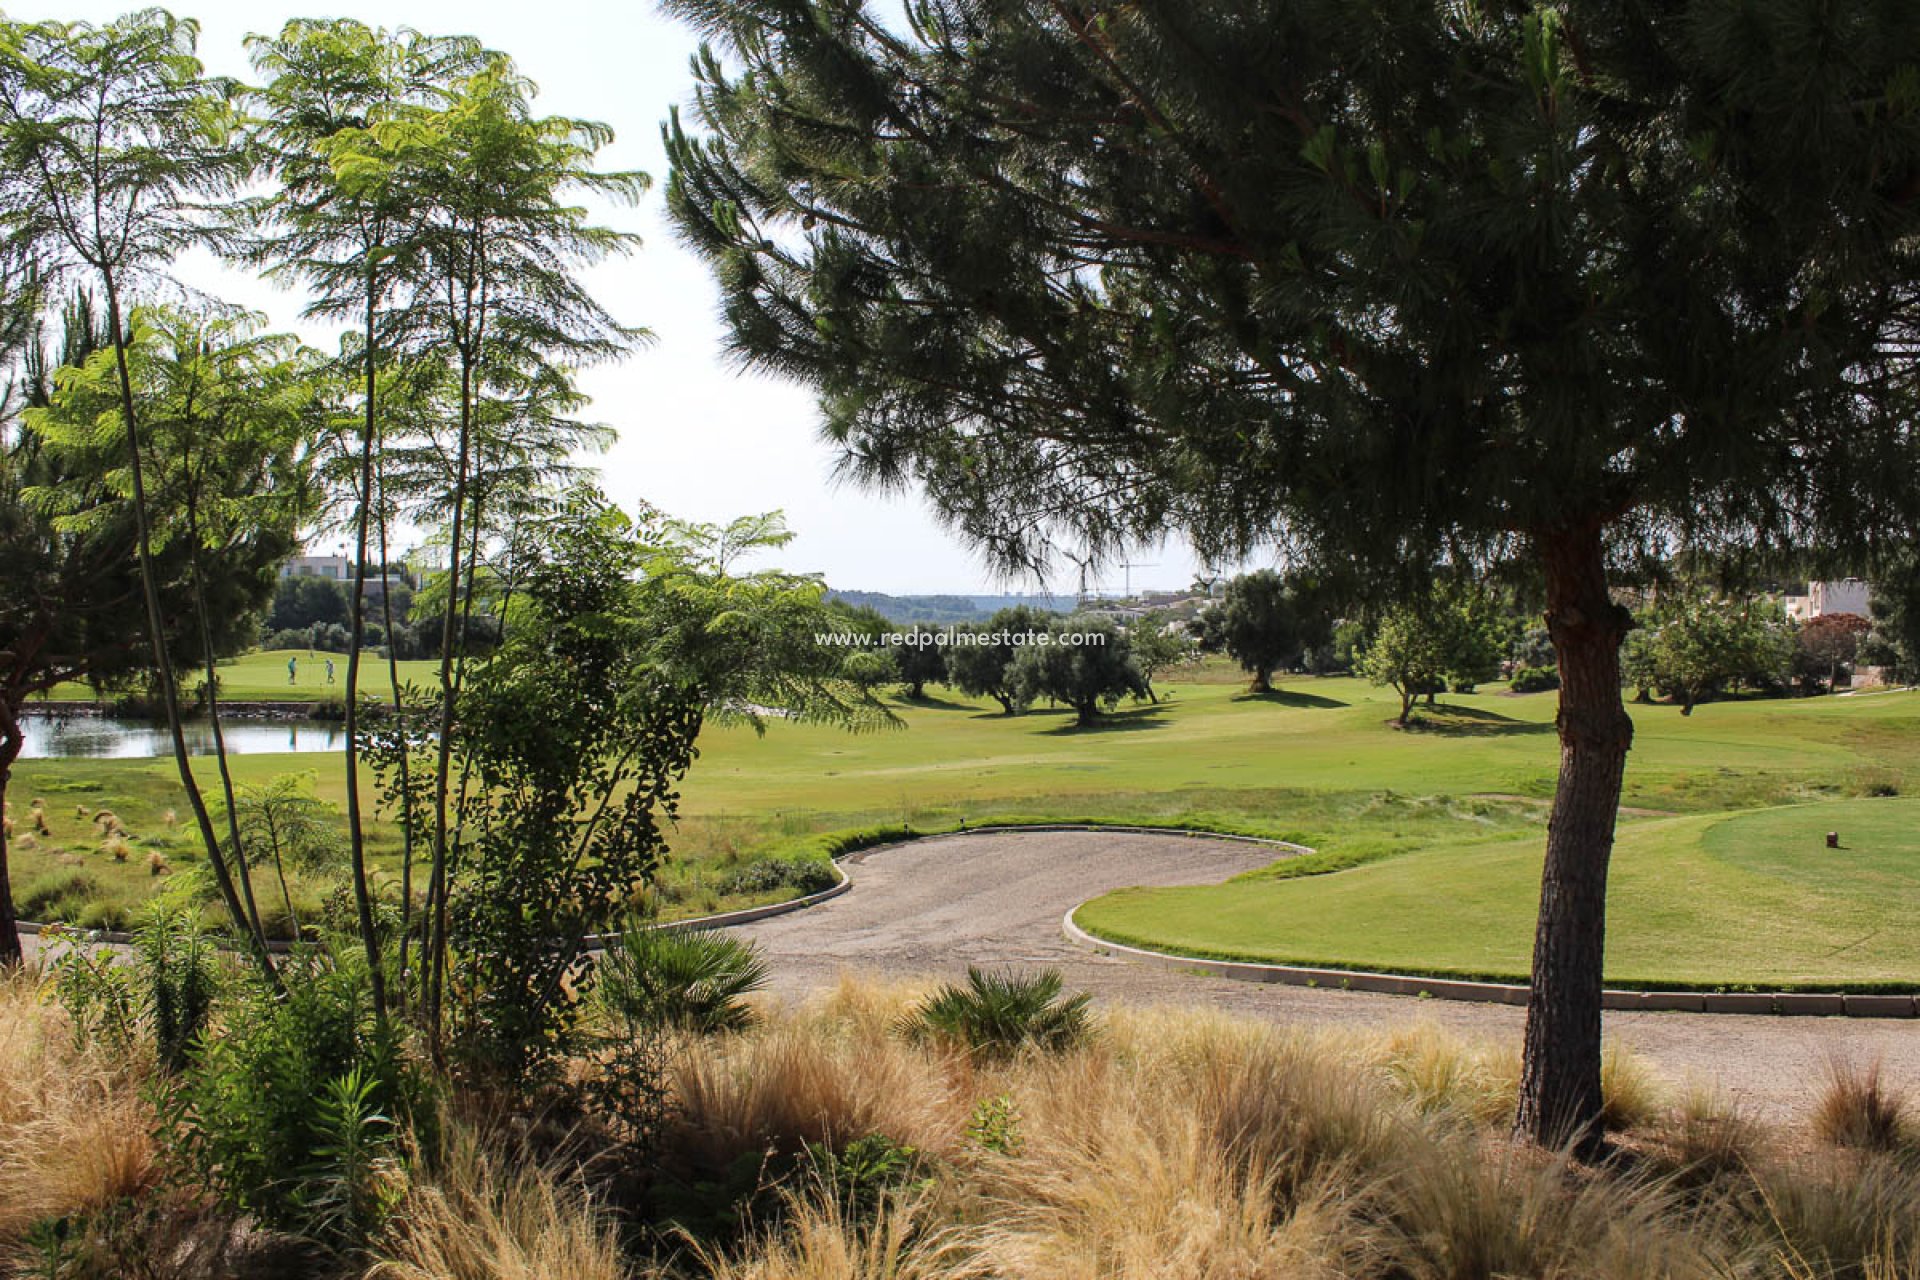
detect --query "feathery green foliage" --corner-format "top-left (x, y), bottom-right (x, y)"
top-left (597, 922), bottom-right (771, 1035)
top-left (898, 966), bottom-right (1091, 1060)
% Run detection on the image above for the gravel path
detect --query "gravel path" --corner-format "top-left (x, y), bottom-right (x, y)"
top-left (738, 830), bottom-right (1920, 1123)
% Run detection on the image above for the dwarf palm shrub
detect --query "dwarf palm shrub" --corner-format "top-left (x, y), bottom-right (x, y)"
top-left (897, 968), bottom-right (1091, 1060)
top-left (596, 922), bottom-right (770, 1036)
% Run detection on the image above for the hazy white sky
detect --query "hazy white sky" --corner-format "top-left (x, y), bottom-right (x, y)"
top-left (40, 0), bottom-right (1236, 596)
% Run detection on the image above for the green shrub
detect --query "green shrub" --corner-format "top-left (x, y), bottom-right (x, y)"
top-left (135, 908), bottom-right (220, 1072)
top-left (898, 967), bottom-right (1091, 1060)
top-left (166, 948), bottom-right (425, 1247)
top-left (48, 938), bottom-right (138, 1052)
top-left (966, 1093), bottom-right (1024, 1155)
top-left (597, 922), bottom-right (770, 1035)
top-left (47, 908), bottom-right (216, 1069)
top-left (1510, 665), bottom-right (1560, 693)
top-left (718, 854), bottom-right (838, 898)
top-left (804, 1134), bottom-right (931, 1217)
top-left (75, 900), bottom-right (131, 932)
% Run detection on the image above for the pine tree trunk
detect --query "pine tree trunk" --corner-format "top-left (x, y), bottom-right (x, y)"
top-left (0, 703), bottom-right (23, 967)
top-left (1515, 520), bottom-right (1634, 1155)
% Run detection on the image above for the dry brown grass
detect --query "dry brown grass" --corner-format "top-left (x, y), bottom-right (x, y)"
top-left (667, 1018), bottom-right (966, 1175)
top-left (1813, 1056), bottom-right (1910, 1152)
top-left (4, 964), bottom-right (1918, 1280)
top-left (660, 983), bottom-right (1920, 1280)
top-left (370, 1123), bottom-right (627, 1280)
top-left (691, 1188), bottom-right (988, 1280)
top-left (0, 966), bottom-right (157, 1242)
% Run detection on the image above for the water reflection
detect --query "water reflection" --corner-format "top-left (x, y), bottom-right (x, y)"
top-left (20, 714), bottom-right (345, 760)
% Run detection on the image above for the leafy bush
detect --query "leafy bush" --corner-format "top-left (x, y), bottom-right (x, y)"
top-left (17, 870), bottom-right (100, 921)
top-left (47, 933), bottom-right (138, 1052)
top-left (897, 967), bottom-right (1091, 1060)
top-left (46, 908), bottom-right (219, 1074)
top-left (718, 854), bottom-right (838, 898)
top-left (597, 922), bottom-right (770, 1035)
top-left (166, 950), bottom-right (424, 1246)
top-left (966, 1094), bottom-right (1024, 1155)
top-left (803, 1134), bottom-right (931, 1217)
top-left (135, 908), bottom-right (220, 1072)
top-left (1510, 665), bottom-right (1560, 693)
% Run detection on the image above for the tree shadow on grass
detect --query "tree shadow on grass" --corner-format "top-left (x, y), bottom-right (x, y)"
top-left (1035, 704), bottom-right (1172, 735)
top-left (1231, 688), bottom-right (1350, 710)
top-left (894, 691), bottom-right (979, 713)
top-left (1401, 703), bottom-right (1555, 736)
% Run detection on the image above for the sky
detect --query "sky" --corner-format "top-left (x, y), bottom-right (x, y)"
top-left (40, 0), bottom-right (1238, 598)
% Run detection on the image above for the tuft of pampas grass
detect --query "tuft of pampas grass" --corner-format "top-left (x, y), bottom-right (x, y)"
top-left (1814, 1057), bottom-right (1910, 1152)
top-left (370, 1123), bottom-right (627, 1280)
top-left (0, 967), bottom-right (157, 1241)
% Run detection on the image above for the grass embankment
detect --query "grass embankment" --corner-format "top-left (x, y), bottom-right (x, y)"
top-left (14, 660), bottom-right (1920, 981)
top-left (8, 967), bottom-right (1920, 1278)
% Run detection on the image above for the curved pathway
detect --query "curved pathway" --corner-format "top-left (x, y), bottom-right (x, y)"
top-left (738, 830), bottom-right (1920, 1122)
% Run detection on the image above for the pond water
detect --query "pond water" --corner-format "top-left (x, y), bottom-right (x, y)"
top-left (19, 714), bottom-right (345, 760)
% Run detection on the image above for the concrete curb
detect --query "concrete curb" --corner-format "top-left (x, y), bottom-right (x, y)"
top-left (1062, 909), bottom-right (1919, 1018)
top-left (581, 864), bottom-right (853, 951)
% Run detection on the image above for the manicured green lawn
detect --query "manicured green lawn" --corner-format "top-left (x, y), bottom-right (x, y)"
top-left (37, 648), bottom-right (443, 703)
top-left (14, 656), bottom-right (1920, 979)
top-left (1075, 796), bottom-right (1920, 990)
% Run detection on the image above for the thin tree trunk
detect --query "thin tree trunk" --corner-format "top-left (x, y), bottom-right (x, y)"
top-left (178, 457), bottom-right (271, 953)
top-left (189, 538), bottom-right (271, 954)
top-left (0, 702), bottom-right (23, 967)
top-left (377, 455), bottom-right (418, 994)
top-left (1515, 520), bottom-right (1634, 1155)
top-left (343, 279), bottom-right (390, 1023)
top-left (100, 279), bottom-right (276, 985)
top-left (423, 352), bottom-right (476, 1053)
top-left (271, 850), bottom-right (299, 941)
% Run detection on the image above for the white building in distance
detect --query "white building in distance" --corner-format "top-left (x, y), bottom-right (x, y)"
top-left (279, 554), bottom-right (350, 581)
top-left (1784, 578), bottom-right (1871, 622)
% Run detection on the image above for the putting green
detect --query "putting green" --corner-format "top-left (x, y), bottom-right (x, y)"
top-left (1074, 796), bottom-right (1920, 991)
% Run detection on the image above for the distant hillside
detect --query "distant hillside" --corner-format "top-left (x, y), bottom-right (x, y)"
top-left (827, 590), bottom-right (1078, 624)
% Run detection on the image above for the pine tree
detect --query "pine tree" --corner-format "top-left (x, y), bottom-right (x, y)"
top-left (665, 0), bottom-right (1920, 1149)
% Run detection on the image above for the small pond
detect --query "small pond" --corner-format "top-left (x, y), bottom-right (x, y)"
top-left (20, 714), bottom-right (345, 760)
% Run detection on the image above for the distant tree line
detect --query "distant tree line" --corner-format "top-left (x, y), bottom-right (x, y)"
top-left (821, 599), bottom-right (1193, 726)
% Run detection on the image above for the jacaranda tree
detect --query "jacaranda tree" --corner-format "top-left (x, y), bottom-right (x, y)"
top-left (245, 18), bottom-right (492, 1018)
top-left (664, 0), bottom-right (1920, 1148)
top-left (0, 10), bottom-right (274, 977)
